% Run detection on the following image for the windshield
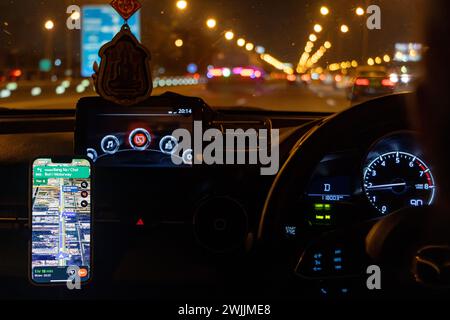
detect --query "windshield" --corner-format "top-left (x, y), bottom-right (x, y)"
top-left (0, 0), bottom-right (424, 112)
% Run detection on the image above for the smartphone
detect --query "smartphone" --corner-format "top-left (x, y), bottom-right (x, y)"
top-left (30, 157), bottom-right (93, 285)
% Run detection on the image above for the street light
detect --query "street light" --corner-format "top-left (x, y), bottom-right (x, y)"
top-left (44, 20), bottom-right (55, 30)
top-left (314, 24), bottom-right (323, 33)
top-left (356, 7), bottom-right (365, 16)
top-left (175, 39), bottom-right (184, 47)
top-left (225, 31), bottom-right (234, 40)
top-left (367, 58), bottom-right (375, 66)
top-left (340, 24), bottom-right (349, 33)
top-left (206, 18), bottom-right (217, 29)
top-left (383, 54), bottom-right (391, 62)
top-left (375, 56), bottom-right (382, 64)
top-left (245, 43), bottom-right (254, 51)
top-left (255, 46), bottom-right (265, 54)
top-left (309, 34), bottom-right (317, 42)
top-left (324, 41), bottom-right (332, 49)
top-left (237, 38), bottom-right (246, 47)
top-left (176, 0), bottom-right (188, 10)
top-left (320, 6), bottom-right (329, 16)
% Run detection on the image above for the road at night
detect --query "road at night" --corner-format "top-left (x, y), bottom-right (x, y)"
top-left (0, 80), bottom-right (351, 112)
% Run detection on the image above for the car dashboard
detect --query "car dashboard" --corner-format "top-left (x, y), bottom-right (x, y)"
top-left (0, 92), bottom-right (436, 299)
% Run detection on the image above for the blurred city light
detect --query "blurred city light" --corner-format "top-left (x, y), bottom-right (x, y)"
top-left (314, 24), bottom-right (323, 33)
top-left (237, 38), bottom-right (246, 47)
top-left (340, 24), bottom-right (349, 33)
top-left (55, 86), bottom-right (65, 95)
top-left (222, 68), bottom-right (231, 77)
top-left (206, 18), bottom-right (217, 29)
top-left (61, 80), bottom-right (71, 88)
top-left (356, 7), bottom-right (365, 16)
top-left (383, 54), bottom-right (391, 62)
top-left (367, 58), bottom-right (375, 65)
top-left (225, 31), bottom-right (234, 40)
top-left (320, 6), bottom-right (329, 16)
top-left (255, 46), bottom-right (265, 54)
top-left (176, 0), bottom-right (188, 10)
top-left (31, 87), bottom-right (42, 97)
top-left (261, 54), bottom-right (294, 74)
top-left (389, 73), bottom-right (399, 83)
top-left (76, 84), bottom-right (85, 93)
top-left (324, 41), bottom-right (332, 49)
top-left (401, 74), bottom-right (410, 83)
top-left (0, 89), bottom-right (11, 98)
top-left (175, 39), bottom-right (184, 47)
top-left (10, 69), bottom-right (22, 78)
top-left (309, 34), bottom-right (317, 42)
top-left (44, 20), bottom-right (54, 30)
top-left (245, 43), bottom-right (254, 51)
top-left (6, 82), bottom-right (18, 91)
top-left (187, 63), bottom-right (198, 73)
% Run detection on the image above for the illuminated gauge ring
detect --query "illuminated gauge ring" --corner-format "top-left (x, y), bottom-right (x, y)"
top-left (363, 151), bottom-right (436, 215)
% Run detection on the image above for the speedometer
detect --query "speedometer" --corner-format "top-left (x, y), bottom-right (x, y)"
top-left (363, 151), bottom-right (436, 215)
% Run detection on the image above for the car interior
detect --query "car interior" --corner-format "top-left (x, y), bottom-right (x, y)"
top-left (1, 0), bottom-right (450, 307)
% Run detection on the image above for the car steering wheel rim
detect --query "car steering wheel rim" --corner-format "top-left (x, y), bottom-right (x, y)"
top-left (258, 93), bottom-right (413, 242)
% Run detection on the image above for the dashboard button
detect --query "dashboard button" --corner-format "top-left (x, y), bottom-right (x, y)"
top-left (159, 135), bottom-right (178, 154)
top-left (101, 135), bottom-right (120, 154)
top-left (182, 149), bottom-right (193, 165)
top-left (129, 128), bottom-right (151, 151)
top-left (86, 148), bottom-right (98, 162)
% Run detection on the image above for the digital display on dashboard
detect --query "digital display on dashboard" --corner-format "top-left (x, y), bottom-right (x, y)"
top-left (307, 176), bottom-right (352, 202)
top-left (78, 106), bottom-right (193, 167)
top-left (305, 153), bottom-right (355, 203)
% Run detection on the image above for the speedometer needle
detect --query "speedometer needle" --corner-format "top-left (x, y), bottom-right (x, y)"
top-left (366, 182), bottom-right (407, 190)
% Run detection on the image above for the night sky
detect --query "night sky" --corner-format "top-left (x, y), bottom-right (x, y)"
top-left (0, 0), bottom-right (425, 70)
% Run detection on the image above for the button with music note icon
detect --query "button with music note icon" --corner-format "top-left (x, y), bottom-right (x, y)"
top-left (101, 135), bottom-right (120, 154)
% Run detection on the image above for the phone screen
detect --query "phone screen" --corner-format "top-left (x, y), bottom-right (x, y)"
top-left (31, 158), bottom-right (92, 284)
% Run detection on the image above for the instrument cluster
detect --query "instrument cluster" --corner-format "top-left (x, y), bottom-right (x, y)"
top-left (282, 131), bottom-right (437, 238)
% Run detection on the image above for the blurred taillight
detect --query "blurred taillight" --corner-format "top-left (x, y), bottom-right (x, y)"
top-left (210, 68), bottom-right (223, 77)
top-left (355, 78), bottom-right (370, 86)
top-left (381, 78), bottom-right (395, 87)
top-left (287, 74), bottom-right (296, 82)
top-left (10, 69), bottom-right (22, 78)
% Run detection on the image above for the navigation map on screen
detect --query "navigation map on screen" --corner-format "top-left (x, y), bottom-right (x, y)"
top-left (31, 158), bottom-right (91, 284)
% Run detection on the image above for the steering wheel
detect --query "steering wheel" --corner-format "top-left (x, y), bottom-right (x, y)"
top-left (258, 93), bottom-right (450, 297)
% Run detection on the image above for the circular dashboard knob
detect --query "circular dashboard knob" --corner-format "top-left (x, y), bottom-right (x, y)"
top-left (193, 197), bottom-right (248, 253)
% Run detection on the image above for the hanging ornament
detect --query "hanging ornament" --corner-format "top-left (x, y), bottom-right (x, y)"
top-left (93, 0), bottom-right (152, 106)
